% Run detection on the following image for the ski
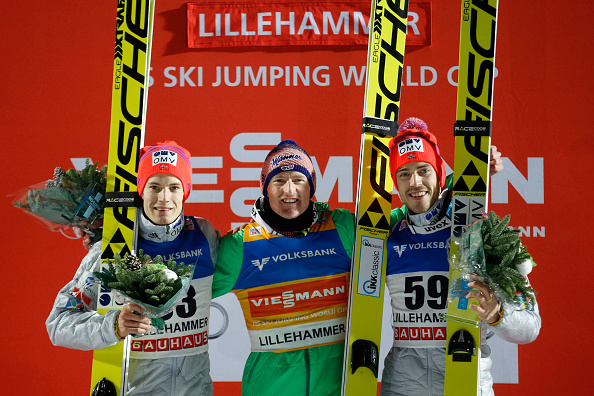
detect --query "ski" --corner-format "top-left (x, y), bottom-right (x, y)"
top-left (90, 0), bottom-right (155, 395)
top-left (444, 0), bottom-right (499, 395)
top-left (341, 1), bottom-right (409, 395)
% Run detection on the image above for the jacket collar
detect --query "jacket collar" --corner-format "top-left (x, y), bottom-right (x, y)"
top-left (138, 209), bottom-right (185, 243)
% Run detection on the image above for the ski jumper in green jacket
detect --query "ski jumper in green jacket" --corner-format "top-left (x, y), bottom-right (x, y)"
top-left (213, 199), bottom-right (355, 396)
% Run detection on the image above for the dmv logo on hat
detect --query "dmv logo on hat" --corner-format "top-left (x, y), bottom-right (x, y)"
top-left (152, 150), bottom-right (178, 166)
top-left (397, 138), bottom-right (424, 156)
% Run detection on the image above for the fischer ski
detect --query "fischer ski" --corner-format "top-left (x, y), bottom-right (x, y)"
top-left (90, 0), bottom-right (155, 395)
top-left (444, 0), bottom-right (499, 395)
top-left (341, 0), bottom-right (409, 395)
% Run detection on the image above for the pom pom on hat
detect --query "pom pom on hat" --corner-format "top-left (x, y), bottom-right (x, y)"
top-left (260, 140), bottom-right (316, 199)
top-left (388, 117), bottom-right (446, 191)
top-left (137, 141), bottom-right (193, 202)
top-left (398, 117), bottom-right (429, 134)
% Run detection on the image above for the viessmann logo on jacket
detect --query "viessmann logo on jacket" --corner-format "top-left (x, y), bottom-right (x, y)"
top-left (236, 275), bottom-right (349, 352)
top-left (234, 213), bottom-right (351, 351)
top-left (249, 277), bottom-right (347, 315)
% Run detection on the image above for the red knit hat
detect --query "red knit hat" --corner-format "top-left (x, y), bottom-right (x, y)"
top-left (388, 117), bottom-right (446, 191)
top-left (260, 140), bottom-right (316, 198)
top-left (137, 141), bottom-right (192, 202)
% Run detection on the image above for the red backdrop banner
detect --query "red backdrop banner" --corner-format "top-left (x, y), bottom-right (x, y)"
top-left (187, 0), bottom-right (432, 47)
top-left (2, 0), bottom-right (593, 395)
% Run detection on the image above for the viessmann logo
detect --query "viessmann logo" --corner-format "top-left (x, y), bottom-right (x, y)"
top-left (249, 277), bottom-right (348, 316)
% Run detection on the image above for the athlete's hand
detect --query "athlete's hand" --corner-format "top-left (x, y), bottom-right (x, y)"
top-left (466, 278), bottom-right (501, 325)
top-left (489, 145), bottom-right (503, 176)
top-left (80, 218), bottom-right (103, 251)
top-left (117, 303), bottom-right (152, 337)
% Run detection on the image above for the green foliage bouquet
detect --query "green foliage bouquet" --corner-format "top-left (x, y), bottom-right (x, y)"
top-left (12, 161), bottom-right (107, 244)
top-left (94, 250), bottom-right (195, 329)
top-left (449, 211), bottom-right (536, 309)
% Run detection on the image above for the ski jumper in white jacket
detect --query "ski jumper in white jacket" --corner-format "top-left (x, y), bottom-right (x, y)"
top-left (380, 190), bottom-right (541, 396)
top-left (46, 211), bottom-right (218, 395)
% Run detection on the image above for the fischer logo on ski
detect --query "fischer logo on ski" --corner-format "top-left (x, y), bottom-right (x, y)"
top-left (369, 0), bottom-right (407, 120)
top-left (91, 1), bottom-right (155, 395)
top-left (342, 0), bottom-right (409, 395)
top-left (444, 0), bottom-right (499, 395)
top-left (460, 0), bottom-right (497, 119)
top-left (101, 0), bottom-right (152, 262)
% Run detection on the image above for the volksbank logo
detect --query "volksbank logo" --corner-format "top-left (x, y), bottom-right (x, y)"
top-left (393, 241), bottom-right (448, 257)
top-left (357, 236), bottom-right (384, 298)
top-left (167, 249), bottom-right (203, 261)
top-left (251, 248), bottom-right (338, 271)
top-left (251, 257), bottom-right (269, 271)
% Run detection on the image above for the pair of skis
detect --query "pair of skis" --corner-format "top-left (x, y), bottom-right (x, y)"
top-left (343, 0), bottom-right (499, 395)
top-left (91, 0), bottom-right (155, 395)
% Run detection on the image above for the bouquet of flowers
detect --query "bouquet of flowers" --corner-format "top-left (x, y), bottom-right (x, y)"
top-left (94, 250), bottom-right (195, 329)
top-left (12, 161), bottom-right (107, 244)
top-left (448, 211), bottom-right (536, 310)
